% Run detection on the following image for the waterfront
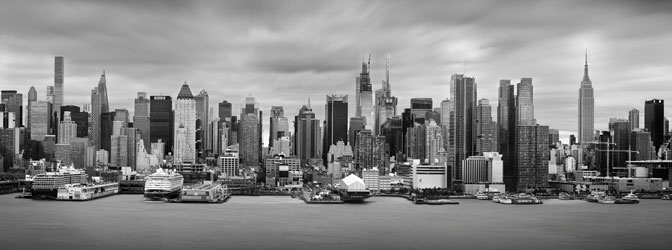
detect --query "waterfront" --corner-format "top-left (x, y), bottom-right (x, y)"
top-left (2, 194), bottom-right (671, 250)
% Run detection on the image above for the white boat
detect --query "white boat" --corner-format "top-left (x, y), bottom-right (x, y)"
top-left (476, 191), bottom-right (490, 200)
top-left (144, 168), bottom-right (184, 201)
top-left (56, 182), bottom-right (119, 201)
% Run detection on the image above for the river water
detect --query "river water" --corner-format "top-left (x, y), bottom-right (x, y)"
top-left (2, 194), bottom-right (671, 250)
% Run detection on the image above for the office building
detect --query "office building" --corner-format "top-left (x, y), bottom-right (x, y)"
top-left (58, 111), bottom-right (77, 145)
top-left (631, 130), bottom-right (654, 161)
top-left (150, 95), bottom-right (173, 156)
top-left (194, 89), bottom-right (209, 157)
top-left (578, 53), bottom-right (594, 144)
top-left (269, 106), bottom-right (289, 147)
top-left (173, 82), bottom-right (197, 164)
top-left (89, 86), bottom-right (102, 149)
top-left (410, 98), bottom-right (433, 124)
top-left (27, 86), bottom-right (37, 129)
top-left (356, 130), bottom-right (388, 174)
top-left (517, 78), bottom-right (535, 126)
top-left (475, 99), bottom-right (494, 154)
top-left (449, 74), bottom-right (477, 184)
top-left (29, 101), bottom-right (51, 141)
top-left (218, 149), bottom-right (239, 177)
top-left (374, 58), bottom-right (398, 135)
top-left (380, 116), bottom-right (403, 161)
top-left (324, 95), bottom-right (348, 161)
top-left (294, 102), bottom-right (321, 160)
top-left (1, 91), bottom-right (23, 128)
top-left (134, 92), bottom-right (151, 151)
top-left (425, 119), bottom-right (444, 164)
top-left (645, 99), bottom-right (665, 151)
top-left (515, 125), bottom-right (550, 192)
top-left (629, 108), bottom-right (639, 130)
top-left (53, 56), bottom-right (64, 120)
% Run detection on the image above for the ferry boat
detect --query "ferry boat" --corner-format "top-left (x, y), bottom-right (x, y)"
top-left (585, 191), bottom-right (605, 203)
top-left (144, 168), bottom-right (184, 201)
top-left (476, 192), bottom-right (490, 200)
top-left (615, 191), bottom-right (639, 204)
top-left (491, 194), bottom-right (502, 203)
top-left (509, 194), bottom-right (543, 205)
top-left (499, 195), bottom-right (512, 204)
top-left (56, 182), bottom-right (119, 201)
top-left (178, 183), bottom-right (229, 203)
top-left (476, 189), bottom-right (502, 200)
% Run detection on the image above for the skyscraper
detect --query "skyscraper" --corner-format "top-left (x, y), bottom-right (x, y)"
top-left (0, 91), bottom-right (22, 128)
top-left (134, 92), bottom-right (151, 151)
top-left (294, 102), bottom-right (321, 160)
top-left (194, 90), bottom-right (209, 158)
top-left (269, 106), bottom-right (288, 148)
top-left (173, 82), bottom-right (197, 164)
top-left (516, 78), bottom-right (535, 126)
top-left (475, 98), bottom-right (494, 154)
top-left (497, 80), bottom-right (516, 189)
top-left (516, 124), bottom-right (550, 191)
top-left (578, 52), bottom-right (595, 144)
top-left (30, 100), bottom-right (51, 141)
top-left (54, 56), bottom-right (64, 120)
top-left (449, 74), bottom-right (476, 185)
top-left (240, 94), bottom-right (260, 166)
top-left (629, 108), bottom-right (640, 130)
top-left (425, 119), bottom-right (444, 164)
top-left (89, 87), bottom-right (102, 149)
top-left (27, 86), bottom-right (37, 129)
top-left (150, 95), bottom-right (173, 156)
top-left (645, 99), bottom-right (665, 151)
top-left (374, 57), bottom-right (398, 135)
top-left (324, 95), bottom-right (349, 162)
top-left (219, 100), bottom-right (232, 121)
top-left (356, 58), bottom-right (373, 130)
top-left (98, 70), bottom-right (109, 113)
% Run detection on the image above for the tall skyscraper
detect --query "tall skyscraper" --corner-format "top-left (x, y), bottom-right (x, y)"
top-left (440, 99), bottom-right (452, 155)
top-left (475, 98), bottom-right (494, 154)
top-left (631, 129), bottom-right (654, 161)
top-left (100, 111), bottom-right (115, 153)
top-left (578, 52), bottom-right (595, 144)
top-left (374, 57), bottom-right (398, 135)
top-left (240, 94), bottom-right (260, 166)
top-left (173, 82), bottom-right (197, 164)
top-left (629, 108), bottom-right (640, 130)
top-left (54, 56), bottom-right (64, 120)
top-left (516, 78), bottom-right (535, 126)
top-left (356, 58), bottom-right (373, 130)
top-left (381, 116), bottom-right (403, 160)
top-left (294, 102), bottom-right (321, 160)
top-left (516, 125), bottom-right (550, 192)
top-left (134, 92), bottom-right (151, 151)
top-left (497, 80), bottom-right (516, 189)
top-left (611, 119), bottom-right (631, 170)
top-left (324, 95), bottom-right (349, 162)
top-left (150, 95), bottom-right (173, 156)
top-left (449, 74), bottom-right (477, 185)
top-left (98, 71), bottom-right (109, 113)
top-left (27, 86), bottom-right (37, 129)
top-left (645, 99), bottom-right (665, 151)
top-left (89, 87), bottom-right (102, 149)
top-left (194, 89), bottom-right (209, 158)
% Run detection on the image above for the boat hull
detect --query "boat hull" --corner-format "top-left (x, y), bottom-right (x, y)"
top-left (144, 189), bottom-right (181, 201)
top-left (31, 189), bottom-right (58, 200)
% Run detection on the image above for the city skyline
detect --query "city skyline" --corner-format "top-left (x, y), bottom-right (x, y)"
top-left (1, 1), bottom-right (672, 146)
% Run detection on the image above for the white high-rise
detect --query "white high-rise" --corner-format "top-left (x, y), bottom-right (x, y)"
top-left (173, 82), bottom-right (196, 163)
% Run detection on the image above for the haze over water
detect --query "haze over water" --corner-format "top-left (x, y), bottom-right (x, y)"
top-left (2, 194), bottom-right (671, 250)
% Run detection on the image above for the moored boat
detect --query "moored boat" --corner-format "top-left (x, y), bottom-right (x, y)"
top-left (56, 182), bottom-right (119, 201)
top-left (509, 194), bottom-right (543, 205)
top-left (597, 195), bottom-right (616, 204)
top-left (425, 199), bottom-right (459, 205)
top-left (559, 192), bottom-right (574, 200)
top-left (178, 183), bottom-right (229, 203)
top-left (144, 168), bottom-right (184, 201)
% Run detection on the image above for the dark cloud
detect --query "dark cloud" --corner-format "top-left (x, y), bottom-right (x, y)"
top-left (1, 0), bottom-right (671, 146)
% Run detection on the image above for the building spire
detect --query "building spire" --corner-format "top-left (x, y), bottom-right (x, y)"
top-left (307, 97), bottom-right (311, 108)
top-left (583, 49), bottom-right (590, 81)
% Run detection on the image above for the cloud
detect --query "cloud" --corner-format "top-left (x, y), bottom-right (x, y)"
top-left (1, 0), bottom-right (671, 146)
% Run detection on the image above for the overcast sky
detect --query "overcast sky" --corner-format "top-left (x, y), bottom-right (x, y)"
top-left (1, 0), bottom-right (671, 146)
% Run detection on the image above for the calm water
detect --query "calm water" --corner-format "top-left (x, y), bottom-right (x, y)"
top-left (2, 194), bottom-right (671, 250)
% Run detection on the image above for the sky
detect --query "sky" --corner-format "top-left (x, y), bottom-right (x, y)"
top-left (1, 0), bottom-right (671, 146)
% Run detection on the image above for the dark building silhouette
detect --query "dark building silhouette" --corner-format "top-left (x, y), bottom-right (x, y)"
top-left (323, 95), bottom-right (349, 163)
top-left (381, 116), bottom-right (403, 161)
top-left (516, 125), bottom-right (550, 191)
top-left (150, 95), bottom-right (173, 155)
top-left (645, 99), bottom-right (665, 151)
top-left (100, 111), bottom-right (115, 153)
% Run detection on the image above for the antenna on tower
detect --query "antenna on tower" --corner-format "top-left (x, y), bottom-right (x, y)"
top-left (368, 53), bottom-right (371, 72)
top-left (464, 57), bottom-right (467, 75)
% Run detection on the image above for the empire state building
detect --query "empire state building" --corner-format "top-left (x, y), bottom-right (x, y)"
top-left (578, 52), bottom-right (594, 144)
